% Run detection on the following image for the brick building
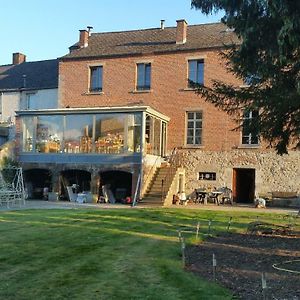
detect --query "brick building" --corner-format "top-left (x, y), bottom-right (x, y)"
top-left (16, 20), bottom-right (300, 205)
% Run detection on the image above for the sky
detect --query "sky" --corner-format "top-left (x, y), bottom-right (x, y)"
top-left (0, 0), bottom-right (223, 65)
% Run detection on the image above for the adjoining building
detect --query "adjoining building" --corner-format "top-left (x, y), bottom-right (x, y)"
top-left (0, 53), bottom-right (58, 146)
top-left (15, 20), bottom-right (300, 205)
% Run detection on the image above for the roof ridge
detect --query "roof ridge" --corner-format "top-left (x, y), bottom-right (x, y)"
top-left (0, 58), bottom-right (58, 68)
top-left (91, 22), bottom-right (223, 36)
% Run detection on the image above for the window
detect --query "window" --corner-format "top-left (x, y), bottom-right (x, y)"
top-left (242, 110), bottom-right (259, 145)
top-left (188, 59), bottom-right (204, 87)
top-left (199, 172), bottom-right (216, 181)
top-left (26, 93), bottom-right (36, 110)
top-left (90, 66), bottom-right (103, 92)
top-left (186, 112), bottom-right (202, 145)
top-left (136, 63), bottom-right (151, 90)
top-left (64, 115), bottom-right (94, 153)
top-left (244, 74), bottom-right (260, 86)
top-left (35, 115), bottom-right (63, 153)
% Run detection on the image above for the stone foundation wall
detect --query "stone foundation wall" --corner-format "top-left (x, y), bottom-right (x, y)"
top-left (177, 149), bottom-right (300, 197)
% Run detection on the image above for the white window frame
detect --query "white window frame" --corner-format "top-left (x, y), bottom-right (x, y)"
top-left (186, 111), bottom-right (203, 146)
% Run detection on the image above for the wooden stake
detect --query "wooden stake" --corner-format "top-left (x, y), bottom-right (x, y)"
top-left (212, 253), bottom-right (217, 282)
top-left (178, 230), bottom-right (182, 242)
top-left (208, 219), bottom-right (212, 234)
top-left (181, 236), bottom-right (186, 267)
top-left (227, 216), bottom-right (232, 232)
top-left (261, 272), bottom-right (267, 300)
top-left (196, 221), bottom-right (200, 239)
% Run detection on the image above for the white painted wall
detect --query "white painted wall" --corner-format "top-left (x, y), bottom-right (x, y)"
top-left (0, 92), bottom-right (19, 123)
top-left (20, 88), bottom-right (58, 110)
top-left (0, 88), bottom-right (58, 123)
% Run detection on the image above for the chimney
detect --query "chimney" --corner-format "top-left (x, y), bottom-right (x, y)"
top-left (176, 19), bottom-right (187, 44)
top-left (13, 52), bottom-right (26, 65)
top-left (79, 29), bottom-right (89, 48)
top-left (160, 20), bottom-right (165, 30)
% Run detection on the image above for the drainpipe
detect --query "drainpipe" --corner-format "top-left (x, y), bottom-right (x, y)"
top-left (0, 92), bottom-right (3, 122)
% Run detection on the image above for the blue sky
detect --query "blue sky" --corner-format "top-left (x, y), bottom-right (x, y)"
top-left (1, 0), bottom-right (223, 65)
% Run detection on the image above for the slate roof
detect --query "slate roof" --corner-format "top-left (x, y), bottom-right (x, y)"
top-left (0, 59), bottom-right (59, 91)
top-left (62, 22), bottom-right (239, 60)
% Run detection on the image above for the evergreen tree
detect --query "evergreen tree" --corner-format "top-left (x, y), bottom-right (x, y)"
top-left (191, 0), bottom-right (300, 154)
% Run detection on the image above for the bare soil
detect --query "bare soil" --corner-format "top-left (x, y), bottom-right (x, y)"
top-left (186, 232), bottom-right (300, 300)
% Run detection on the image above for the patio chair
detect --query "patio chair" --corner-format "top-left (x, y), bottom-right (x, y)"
top-left (218, 187), bottom-right (233, 205)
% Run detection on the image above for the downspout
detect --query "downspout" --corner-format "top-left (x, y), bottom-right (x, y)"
top-left (0, 92), bottom-right (3, 122)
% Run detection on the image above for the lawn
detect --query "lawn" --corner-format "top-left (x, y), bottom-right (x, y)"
top-left (0, 208), bottom-right (297, 300)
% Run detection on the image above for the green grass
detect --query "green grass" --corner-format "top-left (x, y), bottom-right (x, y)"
top-left (0, 208), bottom-right (298, 299)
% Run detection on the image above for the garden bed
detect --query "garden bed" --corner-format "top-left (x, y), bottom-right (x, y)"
top-left (186, 232), bottom-right (300, 300)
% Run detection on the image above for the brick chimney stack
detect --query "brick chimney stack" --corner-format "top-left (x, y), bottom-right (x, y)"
top-left (79, 29), bottom-right (89, 48)
top-left (13, 53), bottom-right (26, 65)
top-left (176, 19), bottom-right (187, 44)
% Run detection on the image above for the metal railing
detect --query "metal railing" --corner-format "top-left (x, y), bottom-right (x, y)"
top-left (131, 173), bottom-right (141, 207)
top-left (142, 155), bottom-right (161, 196)
top-left (161, 148), bottom-right (181, 202)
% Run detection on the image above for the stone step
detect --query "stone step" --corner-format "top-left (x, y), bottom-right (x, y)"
top-left (144, 195), bottom-right (162, 199)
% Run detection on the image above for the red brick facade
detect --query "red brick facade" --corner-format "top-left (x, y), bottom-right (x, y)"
top-left (59, 49), bottom-right (244, 152)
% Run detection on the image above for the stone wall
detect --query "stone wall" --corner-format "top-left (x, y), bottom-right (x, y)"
top-left (177, 149), bottom-right (300, 197)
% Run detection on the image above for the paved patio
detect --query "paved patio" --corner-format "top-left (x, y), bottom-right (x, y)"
top-left (0, 199), bottom-right (298, 215)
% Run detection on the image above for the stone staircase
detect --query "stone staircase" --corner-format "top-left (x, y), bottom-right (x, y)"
top-left (141, 166), bottom-right (171, 206)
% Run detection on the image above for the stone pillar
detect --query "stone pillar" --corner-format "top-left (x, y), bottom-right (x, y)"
top-left (91, 170), bottom-right (100, 202)
top-left (51, 169), bottom-right (60, 194)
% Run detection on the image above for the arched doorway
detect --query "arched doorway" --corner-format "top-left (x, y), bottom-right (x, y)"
top-left (99, 170), bottom-right (132, 203)
top-left (60, 169), bottom-right (91, 200)
top-left (23, 169), bottom-right (52, 199)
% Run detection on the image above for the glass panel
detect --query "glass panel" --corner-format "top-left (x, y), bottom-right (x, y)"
top-left (161, 122), bottom-right (167, 157)
top-left (145, 115), bottom-right (152, 154)
top-left (196, 112), bottom-right (202, 119)
top-left (95, 114), bottom-right (125, 154)
top-left (188, 60), bottom-right (197, 85)
top-left (153, 118), bottom-right (161, 155)
top-left (195, 136), bottom-right (201, 144)
top-left (188, 121), bottom-right (194, 128)
top-left (187, 112), bottom-right (194, 120)
top-left (243, 110), bottom-right (250, 118)
top-left (187, 129), bottom-right (194, 136)
top-left (195, 129), bottom-right (201, 136)
top-left (90, 66), bottom-right (103, 91)
top-left (36, 115), bottom-right (63, 153)
top-left (134, 114), bottom-right (142, 153)
top-left (22, 117), bottom-right (35, 152)
top-left (195, 121), bottom-right (202, 128)
top-left (242, 136), bottom-right (250, 145)
top-left (252, 110), bottom-right (259, 118)
top-left (187, 136), bottom-right (193, 145)
top-left (137, 64), bottom-right (145, 90)
top-left (64, 115), bottom-right (93, 153)
top-left (196, 60), bottom-right (204, 84)
top-left (251, 135), bottom-right (259, 144)
top-left (145, 64), bottom-right (151, 89)
top-left (127, 114), bottom-right (142, 153)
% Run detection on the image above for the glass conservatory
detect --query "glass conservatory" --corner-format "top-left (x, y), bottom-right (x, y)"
top-left (17, 106), bottom-right (169, 160)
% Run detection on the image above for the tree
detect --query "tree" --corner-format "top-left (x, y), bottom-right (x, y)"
top-left (191, 0), bottom-right (300, 154)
